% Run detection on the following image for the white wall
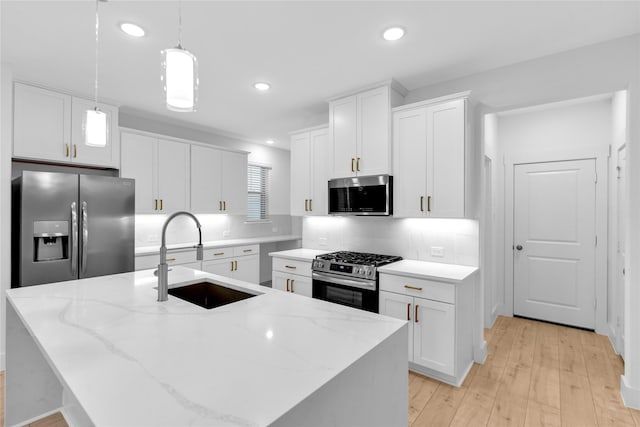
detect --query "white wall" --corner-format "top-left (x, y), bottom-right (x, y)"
top-left (1, 64), bottom-right (13, 369)
top-left (303, 217), bottom-right (479, 267)
top-left (119, 113), bottom-right (291, 216)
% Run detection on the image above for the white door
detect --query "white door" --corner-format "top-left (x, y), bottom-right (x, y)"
top-left (221, 151), bottom-right (248, 215)
top-left (616, 146), bottom-right (626, 356)
top-left (413, 297), bottom-right (455, 375)
top-left (513, 159), bottom-right (596, 329)
top-left (234, 255), bottom-right (259, 284)
top-left (379, 290), bottom-right (414, 361)
top-left (357, 86), bottom-right (390, 176)
top-left (330, 95), bottom-right (357, 178)
top-left (290, 132), bottom-right (311, 215)
top-left (202, 259), bottom-right (234, 278)
top-left (310, 128), bottom-right (329, 215)
top-left (289, 274), bottom-right (312, 297)
top-left (157, 139), bottom-right (189, 213)
top-left (191, 145), bottom-right (222, 213)
top-left (13, 83), bottom-right (71, 163)
top-left (426, 99), bottom-right (465, 218)
top-left (272, 272), bottom-right (290, 293)
top-left (392, 107), bottom-right (428, 217)
top-left (120, 132), bottom-right (157, 214)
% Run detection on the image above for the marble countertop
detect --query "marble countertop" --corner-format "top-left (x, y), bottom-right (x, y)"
top-left (6, 267), bottom-right (405, 426)
top-left (378, 259), bottom-right (479, 282)
top-left (135, 234), bottom-right (302, 256)
top-left (267, 248), bottom-right (329, 262)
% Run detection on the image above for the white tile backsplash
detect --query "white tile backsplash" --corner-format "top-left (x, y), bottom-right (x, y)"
top-left (135, 214), bottom-right (300, 247)
top-left (302, 216), bottom-right (479, 266)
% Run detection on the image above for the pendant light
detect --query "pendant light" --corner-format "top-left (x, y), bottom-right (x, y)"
top-left (85, 0), bottom-right (108, 147)
top-left (161, 0), bottom-right (199, 112)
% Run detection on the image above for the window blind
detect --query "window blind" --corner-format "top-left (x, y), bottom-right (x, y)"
top-left (247, 164), bottom-right (270, 221)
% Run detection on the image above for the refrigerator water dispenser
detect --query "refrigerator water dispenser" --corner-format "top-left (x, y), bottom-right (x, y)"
top-left (33, 221), bottom-right (69, 262)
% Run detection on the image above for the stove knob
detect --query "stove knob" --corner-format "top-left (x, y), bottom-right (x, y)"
top-left (358, 267), bottom-right (364, 275)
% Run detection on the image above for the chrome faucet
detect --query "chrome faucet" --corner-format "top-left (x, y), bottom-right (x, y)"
top-left (158, 211), bottom-right (204, 302)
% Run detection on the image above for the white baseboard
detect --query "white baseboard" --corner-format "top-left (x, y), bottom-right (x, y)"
top-left (621, 375), bottom-right (640, 409)
top-left (474, 340), bottom-right (487, 364)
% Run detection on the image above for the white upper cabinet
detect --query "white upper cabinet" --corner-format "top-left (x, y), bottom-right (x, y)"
top-left (13, 82), bottom-right (119, 168)
top-left (393, 96), bottom-right (467, 218)
top-left (290, 125), bottom-right (329, 216)
top-left (191, 145), bottom-right (247, 215)
top-left (120, 131), bottom-right (189, 214)
top-left (328, 82), bottom-right (405, 179)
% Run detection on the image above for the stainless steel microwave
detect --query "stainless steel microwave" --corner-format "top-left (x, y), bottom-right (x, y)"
top-left (328, 175), bottom-right (393, 216)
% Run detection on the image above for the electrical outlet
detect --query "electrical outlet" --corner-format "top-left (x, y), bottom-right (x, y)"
top-left (222, 230), bottom-right (230, 238)
top-left (431, 246), bottom-right (444, 257)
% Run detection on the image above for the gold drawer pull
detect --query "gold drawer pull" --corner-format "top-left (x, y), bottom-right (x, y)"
top-left (404, 285), bottom-right (423, 291)
top-left (285, 265), bottom-right (297, 269)
top-left (213, 252), bottom-right (225, 256)
top-left (243, 249), bottom-right (252, 253)
top-left (166, 258), bottom-right (176, 262)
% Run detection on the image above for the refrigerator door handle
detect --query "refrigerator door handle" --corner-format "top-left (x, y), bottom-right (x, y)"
top-left (71, 201), bottom-right (78, 276)
top-left (81, 201), bottom-right (88, 274)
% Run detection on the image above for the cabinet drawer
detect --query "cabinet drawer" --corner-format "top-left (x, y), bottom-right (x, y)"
top-left (135, 250), bottom-right (198, 271)
top-left (379, 273), bottom-right (454, 304)
top-left (272, 257), bottom-right (312, 277)
top-left (203, 247), bottom-right (234, 261)
top-left (233, 244), bottom-right (259, 257)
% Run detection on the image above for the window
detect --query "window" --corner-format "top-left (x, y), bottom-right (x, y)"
top-left (247, 164), bottom-right (270, 221)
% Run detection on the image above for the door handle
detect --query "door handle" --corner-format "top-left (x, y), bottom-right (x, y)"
top-left (73, 144), bottom-right (77, 158)
top-left (356, 157), bottom-right (360, 172)
top-left (427, 196), bottom-right (431, 212)
top-left (81, 201), bottom-right (88, 274)
top-left (407, 303), bottom-right (411, 321)
top-left (160, 199), bottom-right (163, 211)
top-left (420, 196), bottom-right (424, 212)
top-left (415, 304), bottom-right (419, 323)
top-left (70, 202), bottom-right (78, 276)
top-left (304, 199), bottom-right (308, 212)
top-left (351, 158), bottom-right (355, 172)
top-left (286, 278), bottom-right (290, 292)
top-left (516, 245), bottom-right (523, 251)
top-left (290, 279), bottom-right (295, 293)
top-left (219, 201), bottom-right (222, 211)
top-left (65, 144), bottom-right (70, 158)
top-left (223, 201), bottom-right (226, 211)
top-left (309, 199), bottom-right (312, 212)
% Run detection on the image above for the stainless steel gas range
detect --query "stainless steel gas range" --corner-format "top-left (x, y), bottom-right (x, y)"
top-left (311, 251), bottom-right (402, 313)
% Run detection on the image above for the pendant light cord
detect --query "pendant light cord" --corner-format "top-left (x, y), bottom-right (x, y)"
top-left (93, 0), bottom-right (100, 110)
top-left (177, 0), bottom-right (183, 48)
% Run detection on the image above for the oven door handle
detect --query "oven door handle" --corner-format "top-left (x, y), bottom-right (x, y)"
top-left (312, 271), bottom-right (377, 291)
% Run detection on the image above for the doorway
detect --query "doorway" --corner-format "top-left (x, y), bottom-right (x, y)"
top-left (513, 159), bottom-right (596, 329)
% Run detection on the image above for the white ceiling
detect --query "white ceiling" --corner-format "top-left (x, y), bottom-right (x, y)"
top-left (2, 1), bottom-right (639, 150)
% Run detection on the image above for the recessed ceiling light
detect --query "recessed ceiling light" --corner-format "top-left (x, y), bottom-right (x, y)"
top-left (265, 139), bottom-right (275, 145)
top-left (382, 26), bottom-right (405, 41)
top-left (120, 22), bottom-right (145, 38)
top-left (254, 82), bottom-right (271, 91)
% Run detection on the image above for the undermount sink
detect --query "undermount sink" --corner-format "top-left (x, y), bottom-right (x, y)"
top-left (168, 281), bottom-right (258, 309)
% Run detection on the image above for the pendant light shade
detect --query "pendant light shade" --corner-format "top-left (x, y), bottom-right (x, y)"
top-left (161, 46), bottom-right (199, 112)
top-left (85, 0), bottom-right (106, 147)
top-left (84, 108), bottom-right (107, 147)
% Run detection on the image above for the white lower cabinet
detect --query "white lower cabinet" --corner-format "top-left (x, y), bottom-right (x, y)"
top-left (379, 272), bottom-right (472, 386)
top-left (272, 271), bottom-right (312, 297)
top-left (201, 245), bottom-right (260, 284)
top-left (135, 250), bottom-right (201, 271)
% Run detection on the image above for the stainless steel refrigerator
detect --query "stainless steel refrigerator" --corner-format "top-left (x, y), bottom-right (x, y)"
top-left (12, 171), bottom-right (135, 287)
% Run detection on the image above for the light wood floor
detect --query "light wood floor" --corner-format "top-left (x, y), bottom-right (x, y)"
top-left (2, 316), bottom-right (639, 426)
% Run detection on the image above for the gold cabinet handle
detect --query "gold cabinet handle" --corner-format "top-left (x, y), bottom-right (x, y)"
top-left (219, 201), bottom-right (222, 211)
top-left (304, 199), bottom-right (308, 212)
top-left (351, 158), bottom-right (355, 172)
top-left (65, 144), bottom-right (70, 157)
top-left (407, 303), bottom-right (411, 321)
top-left (213, 252), bottom-right (225, 256)
top-left (309, 199), bottom-right (312, 212)
top-left (234, 260), bottom-right (238, 271)
top-left (159, 199), bottom-right (163, 211)
top-left (73, 144), bottom-right (77, 158)
top-left (285, 265), bottom-right (296, 270)
top-left (356, 157), bottom-right (360, 172)
top-left (223, 201), bottom-right (226, 211)
top-left (415, 305), bottom-right (419, 323)
top-left (230, 261), bottom-right (234, 271)
top-left (166, 258), bottom-right (176, 262)
top-left (420, 196), bottom-right (424, 212)
top-left (243, 249), bottom-right (252, 253)
top-left (427, 196), bottom-right (431, 212)
top-left (290, 279), bottom-right (294, 293)
top-left (404, 285), bottom-right (423, 291)
top-left (286, 278), bottom-right (290, 292)
top-left (154, 199), bottom-right (158, 210)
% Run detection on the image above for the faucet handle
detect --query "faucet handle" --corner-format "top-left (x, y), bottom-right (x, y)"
top-left (196, 244), bottom-right (204, 261)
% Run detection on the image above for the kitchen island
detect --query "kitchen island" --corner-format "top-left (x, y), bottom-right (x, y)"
top-left (6, 267), bottom-right (407, 427)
